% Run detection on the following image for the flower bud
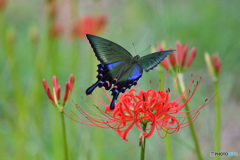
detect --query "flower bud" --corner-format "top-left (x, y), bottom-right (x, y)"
top-left (204, 52), bottom-right (216, 81)
top-left (169, 53), bottom-right (176, 67)
top-left (161, 59), bottom-right (170, 70)
top-left (43, 79), bottom-right (56, 105)
top-left (180, 45), bottom-right (188, 67)
top-left (176, 41), bottom-right (182, 64)
top-left (211, 54), bottom-right (221, 75)
top-left (186, 48), bottom-right (196, 68)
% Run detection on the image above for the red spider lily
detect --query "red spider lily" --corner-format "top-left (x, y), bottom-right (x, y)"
top-left (0, 0), bottom-right (7, 11)
top-left (157, 41), bottom-right (196, 74)
top-left (72, 15), bottom-right (107, 38)
top-left (43, 74), bottom-right (74, 111)
top-left (66, 75), bottom-right (213, 141)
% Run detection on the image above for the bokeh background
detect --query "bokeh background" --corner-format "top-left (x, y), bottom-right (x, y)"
top-left (0, 0), bottom-right (239, 159)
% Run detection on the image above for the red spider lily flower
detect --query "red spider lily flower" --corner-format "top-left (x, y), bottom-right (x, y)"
top-left (43, 74), bottom-right (74, 111)
top-left (169, 52), bottom-right (176, 67)
top-left (71, 15), bottom-right (107, 38)
top-left (0, 0), bottom-right (7, 11)
top-left (66, 75), bottom-right (213, 141)
top-left (157, 41), bottom-right (196, 74)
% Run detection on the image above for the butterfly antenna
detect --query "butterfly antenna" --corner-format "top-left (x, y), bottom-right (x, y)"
top-left (132, 42), bottom-right (137, 55)
top-left (138, 45), bottom-right (151, 56)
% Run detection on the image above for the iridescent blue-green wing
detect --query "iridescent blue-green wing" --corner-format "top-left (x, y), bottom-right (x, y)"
top-left (86, 34), bottom-right (133, 64)
top-left (138, 50), bottom-right (174, 72)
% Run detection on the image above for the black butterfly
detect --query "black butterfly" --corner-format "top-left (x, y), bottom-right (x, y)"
top-left (86, 34), bottom-right (174, 110)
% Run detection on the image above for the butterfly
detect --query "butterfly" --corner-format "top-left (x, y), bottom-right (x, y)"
top-left (86, 34), bottom-right (174, 110)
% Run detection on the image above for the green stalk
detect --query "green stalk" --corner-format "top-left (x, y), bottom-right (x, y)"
top-left (140, 124), bottom-right (147, 160)
top-left (159, 68), bottom-right (172, 160)
top-left (214, 80), bottom-right (220, 160)
top-left (177, 74), bottom-right (203, 160)
top-left (0, 12), bottom-right (6, 53)
top-left (60, 111), bottom-right (69, 160)
top-left (164, 135), bottom-right (173, 160)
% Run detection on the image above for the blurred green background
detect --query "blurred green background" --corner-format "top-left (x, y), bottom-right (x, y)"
top-left (0, 0), bottom-right (239, 159)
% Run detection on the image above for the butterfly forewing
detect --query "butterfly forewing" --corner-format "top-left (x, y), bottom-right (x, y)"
top-left (86, 34), bottom-right (133, 64)
top-left (138, 50), bottom-right (174, 72)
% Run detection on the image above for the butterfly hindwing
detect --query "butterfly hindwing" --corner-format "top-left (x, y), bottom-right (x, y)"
top-left (108, 63), bottom-right (143, 110)
top-left (138, 50), bottom-right (174, 72)
top-left (86, 34), bottom-right (133, 64)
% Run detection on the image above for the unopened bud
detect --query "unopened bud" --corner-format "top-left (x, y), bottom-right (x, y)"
top-left (186, 48), bottom-right (196, 68)
top-left (211, 54), bottom-right (221, 75)
top-left (204, 52), bottom-right (217, 81)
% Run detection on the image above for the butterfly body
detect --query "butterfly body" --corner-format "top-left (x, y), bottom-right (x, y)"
top-left (86, 34), bottom-right (174, 110)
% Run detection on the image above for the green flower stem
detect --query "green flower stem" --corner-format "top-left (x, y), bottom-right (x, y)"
top-left (159, 69), bottom-right (173, 160)
top-left (140, 124), bottom-right (147, 160)
top-left (214, 80), bottom-right (220, 160)
top-left (49, 37), bottom-right (59, 75)
top-left (177, 74), bottom-right (203, 160)
top-left (60, 111), bottom-right (69, 160)
top-left (164, 135), bottom-right (173, 160)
